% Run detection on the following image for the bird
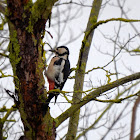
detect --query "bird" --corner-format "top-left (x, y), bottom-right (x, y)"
top-left (45, 46), bottom-right (70, 104)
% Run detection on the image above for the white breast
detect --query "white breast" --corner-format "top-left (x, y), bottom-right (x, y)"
top-left (45, 56), bottom-right (60, 81)
top-left (46, 64), bottom-right (60, 80)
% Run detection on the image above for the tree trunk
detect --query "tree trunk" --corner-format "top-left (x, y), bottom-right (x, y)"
top-left (7, 0), bottom-right (58, 139)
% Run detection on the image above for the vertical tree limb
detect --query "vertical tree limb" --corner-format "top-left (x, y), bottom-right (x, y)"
top-left (65, 0), bottom-right (103, 139)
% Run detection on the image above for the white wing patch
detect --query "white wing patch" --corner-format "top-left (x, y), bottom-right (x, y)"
top-left (54, 59), bottom-right (65, 86)
top-left (59, 60), bottom-right (65, 82)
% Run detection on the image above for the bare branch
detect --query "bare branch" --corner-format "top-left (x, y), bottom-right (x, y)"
top-left (0, 53), bottom-right (9, 58)
top-left (76, 82), bottom-right (140, 139)
top-left (94, 91), bottom-right (140, 103)
top-left (1, 105), bottom-right (17, 124)
top-left (56, 72), bottom-right (140, 127)
top-left (85, 18), bottom-right (140, 43)
top-left (55, 1), bottom-right (92, 7)
top-left (117, 0), bottom-right (140, 39)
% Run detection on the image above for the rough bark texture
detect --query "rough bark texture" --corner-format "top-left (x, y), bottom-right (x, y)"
top-left (66, 0), bottom-right (103, 139)
top-left (7, 0), bottom-right (58, 139)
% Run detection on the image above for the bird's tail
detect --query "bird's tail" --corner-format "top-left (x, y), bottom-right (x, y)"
top-left (42, 93), bottom-right (54, 116)
top-left (54, 94), bottom-right (58, 104)
top-left (42, 91), bottom-right (59, 116)
top-left (46, 92), bottom-right (59, 104)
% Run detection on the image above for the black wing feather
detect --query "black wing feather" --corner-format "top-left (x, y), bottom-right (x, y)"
top-left (53, 58), bottom-right (70, 90)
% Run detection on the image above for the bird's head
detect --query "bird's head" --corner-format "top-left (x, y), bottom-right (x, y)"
top-left (49, 46), bottom-right (69, 59)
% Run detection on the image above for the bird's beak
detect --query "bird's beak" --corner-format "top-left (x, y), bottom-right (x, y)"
top-left (49, 49), bottom-right (56, 53)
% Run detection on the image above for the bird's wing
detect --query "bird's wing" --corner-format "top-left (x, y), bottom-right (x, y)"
top-left (54, 58), bottom-right (70, 90)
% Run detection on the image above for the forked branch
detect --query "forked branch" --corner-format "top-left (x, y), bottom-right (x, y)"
top-left (56, 72), bottom-right (140, 127)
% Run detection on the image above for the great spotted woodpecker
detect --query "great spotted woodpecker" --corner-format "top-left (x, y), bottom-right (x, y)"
top-left (45, 46), bottom-right (70, 103)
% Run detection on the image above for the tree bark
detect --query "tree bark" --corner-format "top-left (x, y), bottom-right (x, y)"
top-left (7, 0), bottom-right (58, 139)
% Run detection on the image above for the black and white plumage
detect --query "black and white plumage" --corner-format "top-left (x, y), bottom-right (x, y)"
top-left (45, 46), bottom-right (70, 103)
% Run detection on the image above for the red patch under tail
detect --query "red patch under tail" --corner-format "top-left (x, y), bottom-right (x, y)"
top-left (47, 79), bottom-right (55, 91)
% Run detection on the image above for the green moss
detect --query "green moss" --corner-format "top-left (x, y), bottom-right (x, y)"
top-left (85, 41), bottom-right (90, 47)
top-left (43, 109), bottom-right (56, 136)
top-left (23, 1), bottom-right (33, 33)
top-left (31, 0), bottom-right (52, 20)
top-left (25, 0), bottom-right (54, 34)
top-left (25, 1), bottom-right (42, 33)
top-left (8, 24), bottom-right (21, 89)
top-left (25, 19), bottom-right (33, 33)
top-left (35, 42), bottom-right (46, 93)
top-left (82, 31), bottom-right (91, 47)
top-left (32, 34), bottom-right (37, 46)
top-left (89, 15), bottom-right (97, 23)
top-left (81, 62), bottom-right (86, 71)
top-left (0, 23), bottom-right (3, 30)
top-left (7, 12), bottom-right (21, 75)
top-left (18, 93), bottom-right (34, 139)
top-left (8, 30), bottom-right (21, 74)
top-left (132, 49), bottom-right (140, 52)
top-left (0, 106), bottom-right (7, 112)
top-left (24, 0), bottom-right (33, 11)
